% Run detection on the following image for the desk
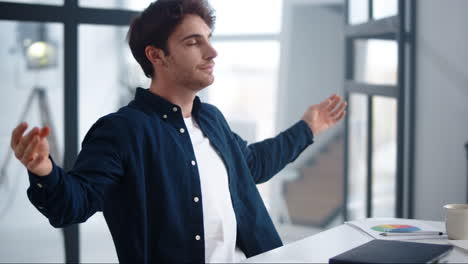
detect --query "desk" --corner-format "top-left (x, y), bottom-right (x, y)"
top-left (243, 219), bottom-right (468, 263)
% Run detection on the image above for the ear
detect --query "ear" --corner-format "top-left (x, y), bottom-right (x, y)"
top-left (145, 45), bottom-right (168, 67)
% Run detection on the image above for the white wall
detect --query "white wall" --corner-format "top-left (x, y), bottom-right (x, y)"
top-left (414, 0), bottom-right (468, 220)
top-left (267, 0), bottom-right (344, 228)
top-left (277, 0), bottom-right (344, 168)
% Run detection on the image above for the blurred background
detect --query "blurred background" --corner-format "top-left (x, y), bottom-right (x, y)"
top-left (0, 0), bottom-right (467, 262)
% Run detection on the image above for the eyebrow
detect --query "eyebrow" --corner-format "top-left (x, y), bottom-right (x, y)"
top-left (180, 32), bottom-right (213, 42)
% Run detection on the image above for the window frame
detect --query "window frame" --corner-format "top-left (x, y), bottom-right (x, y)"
top-left (343, 0), bottom-right (416, 220)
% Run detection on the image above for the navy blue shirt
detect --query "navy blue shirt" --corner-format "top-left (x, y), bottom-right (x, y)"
top-left (27, 88), bottom-right (314, 263)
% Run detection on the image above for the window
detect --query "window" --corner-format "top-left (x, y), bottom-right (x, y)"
top-left (354, 39), bottom-right (398, 85)
top-left (344, 0), bottom-right (415, 220)
top-left (373, 0), bottom-right (398, 20)
top-left (347, 94), bottom-right (368, 220)
top-left (371, 96), bottom-right (397, 217)
top-left (207, 0), bottom-right (283, 208)
top-left (0, 20), bottom-right (64, 262)
top-left (208, 41), bottom-right (279, 142)
top-left (210, 0), bottom-right (282, 35)
top-left (79, 0), bottom-right (152, 11)
top-left (348, 0), bottom-right (368, 25)
top-left (78, 25), bottom-right (148, 143)
top-left (78, 24), bottom-right (148, 262)
top-left (0, 1), bottom-right (141, 262)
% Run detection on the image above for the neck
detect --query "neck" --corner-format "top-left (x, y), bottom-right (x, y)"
top-left (149, 77), bottom-right (197, 118)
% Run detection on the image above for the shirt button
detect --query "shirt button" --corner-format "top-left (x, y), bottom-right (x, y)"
top-left (163, 114), bottom-right (168, 119)
top-left (195, 235), bottom-right (201, 241)
top-left (180, 128), bottom-right (185, 133)
top-left (36, 183), bottom-right (43, 188)
top-left (194, 197), bottom-right (199, 203)
top-left (172, 107), bottom-right (178, 112)
top-left (191, 160), bottom-right (196, 166)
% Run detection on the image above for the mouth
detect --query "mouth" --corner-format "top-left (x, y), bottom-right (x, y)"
top-left (199, 63), bottom-right (215, 72)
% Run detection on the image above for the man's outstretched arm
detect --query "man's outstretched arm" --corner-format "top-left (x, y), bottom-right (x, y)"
top-left (10, 117), bottom-right (124, 227)
top-left (232, 94), bottom-right (347, 184)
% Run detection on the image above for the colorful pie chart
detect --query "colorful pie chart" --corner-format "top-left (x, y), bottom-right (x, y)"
top-left (371, 224), bottom-right (421, 233)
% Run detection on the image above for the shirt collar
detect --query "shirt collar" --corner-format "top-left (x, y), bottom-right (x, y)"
top-left (131, 87), bottom-right (202, 119)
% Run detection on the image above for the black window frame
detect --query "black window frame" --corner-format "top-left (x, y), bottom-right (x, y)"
top-left (343, 0), bottom-right (417, 221)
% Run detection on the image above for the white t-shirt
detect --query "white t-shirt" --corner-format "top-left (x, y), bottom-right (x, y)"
top-left (184, 117), bottom-right (247, 263)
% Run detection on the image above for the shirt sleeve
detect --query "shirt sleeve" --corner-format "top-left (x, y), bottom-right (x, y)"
top-left (26, 115), bottom-right (126, 228)
top-left (231, 120), bottom-right (314, 184)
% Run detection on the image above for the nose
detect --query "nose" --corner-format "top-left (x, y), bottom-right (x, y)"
top-left (204, 42), bottom-right (218, 61)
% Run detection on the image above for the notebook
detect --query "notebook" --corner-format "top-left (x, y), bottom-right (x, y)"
top-left (329, 240), bottom-right (453, 264)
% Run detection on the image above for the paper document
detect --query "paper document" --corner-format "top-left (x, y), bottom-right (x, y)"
top-left (345, 218), bottom-right (447, 240)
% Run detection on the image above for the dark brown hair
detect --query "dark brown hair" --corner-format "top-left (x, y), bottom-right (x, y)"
top-left (127, 0), bottom-right (216, 78)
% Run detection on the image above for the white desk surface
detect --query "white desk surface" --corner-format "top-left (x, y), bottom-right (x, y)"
top-left (243, 219), bottom-right (468, 263)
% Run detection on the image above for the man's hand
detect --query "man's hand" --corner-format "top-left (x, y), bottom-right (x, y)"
top-left (302, 94), bottom-right (347, 136)
top-left (10, 122), bottom-right (52, 177)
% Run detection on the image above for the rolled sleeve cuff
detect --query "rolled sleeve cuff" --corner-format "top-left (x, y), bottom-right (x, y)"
top-left (295, 120), bottom-right (315, 145)
top-left (27, 155), bottom-right (61, 193)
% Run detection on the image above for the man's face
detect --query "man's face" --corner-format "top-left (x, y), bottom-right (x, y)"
top-left (161, 14), bottom-right (217, 91)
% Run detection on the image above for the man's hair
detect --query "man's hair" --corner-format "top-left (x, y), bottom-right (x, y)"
top-left (127, 0), bottom-right (215, 79)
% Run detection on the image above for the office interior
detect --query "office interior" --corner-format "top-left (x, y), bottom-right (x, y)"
top-left (0, 0), bottom-right (467, 262)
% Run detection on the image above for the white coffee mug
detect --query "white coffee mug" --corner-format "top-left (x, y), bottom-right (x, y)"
top-left (444, 204), bottom-right (468, 240)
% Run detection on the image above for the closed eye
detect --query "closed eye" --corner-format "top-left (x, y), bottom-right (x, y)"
top-left (185, 39), bottom-right (200, 46)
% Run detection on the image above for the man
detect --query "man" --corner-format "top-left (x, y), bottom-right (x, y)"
top-left (10, 0), bottom-right (347, 263)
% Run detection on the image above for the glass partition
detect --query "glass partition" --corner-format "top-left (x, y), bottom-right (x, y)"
top-left (373, 0), bottom-right (398, 20)
top-left (348, 0), bottom-right (369, 25)
top-left (371, 95), bottom-right (397, 217)
top-left (78, 24), bottom-right (148, 262)
top-left (0, 20), bottom-right (64, 263)
top-left (210, 0), bottom-right (282, 35)
top-left (354, 39), bottom-right (398, 85)
top-left (79, 0), bottom-right (152, 11)
top-left (347, 94), bottom-right (368, 220)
